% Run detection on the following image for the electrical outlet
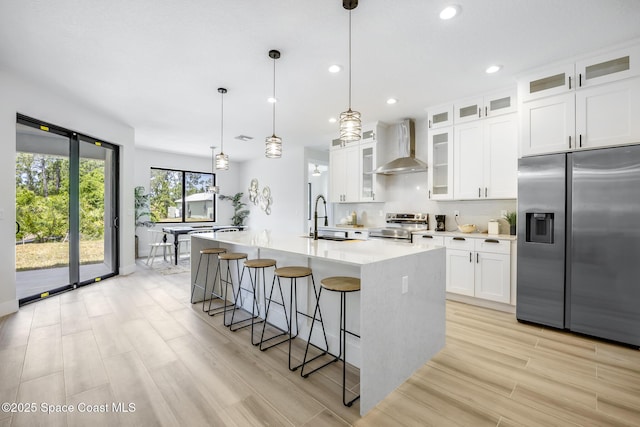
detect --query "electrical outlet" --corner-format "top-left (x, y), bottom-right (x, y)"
top-left (402, 276), bottom-right (409, 294)
top-left (500, 210), bottom-right (507, 218)
top-left (454, 210), bottom-right (459, 217)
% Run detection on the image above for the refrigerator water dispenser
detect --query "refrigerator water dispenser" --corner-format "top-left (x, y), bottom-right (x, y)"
top-left (526, 213), bottom-right (554, 244)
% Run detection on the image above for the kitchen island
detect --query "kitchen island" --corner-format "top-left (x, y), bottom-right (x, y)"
top-left (190, 230), bottom-right (445, 415)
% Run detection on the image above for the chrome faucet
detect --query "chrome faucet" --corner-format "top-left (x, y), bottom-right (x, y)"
top-left (313, 194), bottom-right (328, 240)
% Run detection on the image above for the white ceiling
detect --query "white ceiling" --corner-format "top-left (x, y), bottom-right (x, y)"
top-left (2, 0), bottom-right (640, 161)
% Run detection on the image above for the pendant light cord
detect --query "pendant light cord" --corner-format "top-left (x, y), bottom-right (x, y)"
top-left (220, 91), bottom-right (224, 153)
top-left (348, 9), bottom-right (352, 110)
top-left (272, 56), bottom-right (276, 135)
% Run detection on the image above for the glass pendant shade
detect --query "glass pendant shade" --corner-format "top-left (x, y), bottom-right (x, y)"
top-left (265, 135), bottom-right (282, 158)
top-left (339, 109), bottom-right (361, 142)
top-left (215, 152), bottom-right (229, 170)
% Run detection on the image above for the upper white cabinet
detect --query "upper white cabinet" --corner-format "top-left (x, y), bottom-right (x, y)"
top-left (575, 44), bottom-right (640, 88)
top-left (519, 44), bottom-right (640, 157)
top-left (454, 89), bottom-right (517, 124)
top-left (329, 122), bottom-right (386, 203)
top-left (427, 103), bottom-right (454, 129)
top-left (454, 114), bottom-right (518, 200)
top-left (427, 126), bottom-right (454, 200)
top-left (519, 63), bottom-right (575, 102)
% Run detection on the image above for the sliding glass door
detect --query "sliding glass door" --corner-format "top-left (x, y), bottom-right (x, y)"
top-left (15, 115), bottom-right (119, 304)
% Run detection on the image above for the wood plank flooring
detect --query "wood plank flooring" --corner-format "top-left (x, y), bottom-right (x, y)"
top-left (1, 261), bottom-right (639, 426)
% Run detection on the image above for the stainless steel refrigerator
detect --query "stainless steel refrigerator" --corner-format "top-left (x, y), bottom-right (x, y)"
top-left (517, 144), bottom-right (640, 347)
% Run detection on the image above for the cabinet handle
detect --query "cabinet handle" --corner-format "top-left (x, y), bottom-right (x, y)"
top-left (569, 135), bottom-right (572, 149)
top-left (469, 252), bottom-right (472, 262)
top-left (579, 73), bottom-right (582, 87)
top-left (428, 119), bottom-right (432, 129)
top-left (478, 188), bottom-right (481, 198)
top-left (485, 106), bottom-right (488, 116)
top-left (484, 239), bottom-right (500, 243)
top-left (568, 76), bottom-right (572, 89)
top-left (485, 187), bottom-right (488, 198)
top-left (478, 108), bottom-right (481, 118)
top-left (422, 235), bottom-right (433, 239)
top-left (579, 134), bottom-right (582, 148)
top-left (476, 253), bottom-right (479, 263)
top-left (453, 237), bottom-right (466, 241)
top-left (428, 190), bottom-right (431, 199)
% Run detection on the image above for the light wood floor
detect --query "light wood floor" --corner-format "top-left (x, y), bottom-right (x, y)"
top-left (1, 262), bottom-right (639, 426)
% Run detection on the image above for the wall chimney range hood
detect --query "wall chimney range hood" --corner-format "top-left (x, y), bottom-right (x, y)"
top-left (374, 119), bottom-right (427, 175)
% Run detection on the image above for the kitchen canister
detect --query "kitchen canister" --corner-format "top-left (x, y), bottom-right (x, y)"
top-left (488, 219), bottom-right (500, 235)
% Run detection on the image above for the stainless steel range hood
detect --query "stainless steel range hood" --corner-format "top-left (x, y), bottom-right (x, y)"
top-left (374, 119), bottom-right (427, 175)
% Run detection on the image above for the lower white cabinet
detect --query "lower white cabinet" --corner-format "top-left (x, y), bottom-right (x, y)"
top-left (445, 236), bottom-right (511, 304)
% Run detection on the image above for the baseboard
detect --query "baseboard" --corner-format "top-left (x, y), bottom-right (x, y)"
top-left (446, 293), bottom-right (516, 314)
top-left (0, 298), bottom-right (19, 317)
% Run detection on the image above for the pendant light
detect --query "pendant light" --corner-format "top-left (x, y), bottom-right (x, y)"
top-left (208, 146), bottom-right (220, 194)
top-left (312, 164), bottom-right (322, 176)
top-left (265, 49), bottom-right (282, 158)
top-left (339, 0), bottom-right (361, 142)
top-left (215, 87), bottom-right (229, 170)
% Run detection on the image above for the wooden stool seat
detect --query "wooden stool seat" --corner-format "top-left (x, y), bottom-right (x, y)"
top-left (245, 258), bottom-right (277, 269)
top-left (321, 277), bottom-right (361, 293)
top-left (275, 266), bottom-right (312, 278)
top-left (219, 252), bottom-right (248, 261)
top-left (201, 247), bottom-right (226, 255)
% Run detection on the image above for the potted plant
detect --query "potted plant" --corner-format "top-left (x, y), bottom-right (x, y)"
top-left (134, 186), bottom-right (153, 258)
top-left (503, 211), bottom-right (517, 235)
top-left (218, 192), bottom-right (250, 227)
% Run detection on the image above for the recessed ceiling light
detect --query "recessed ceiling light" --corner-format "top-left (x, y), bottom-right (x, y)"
top-left (328, 64), bottom-right (342, 73)
top-left (485, 65), bottom-right (502, 74)
top-left (329, 117), bottom-right (337, 123)
top-left (386, 98), bottom-right (398, 105)
top-left (267, 97), bottom-right (277, 103)
top-left (439, 5), bottom-right (460, 20)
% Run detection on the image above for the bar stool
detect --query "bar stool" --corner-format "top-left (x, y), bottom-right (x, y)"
top-left (191, 247), bottom-right (227, 312)
top-left (259, 266), bottom-right (329, 371)
top-left (301, 276), bottom-right (361, 407)
top-left (209, 252), bottom-right (248, 325)
top-left (228, 259), bottom-right (277, 342)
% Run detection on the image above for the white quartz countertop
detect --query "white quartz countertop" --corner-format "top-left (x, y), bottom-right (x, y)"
top-left (413, 230), bottom-right (517, 241)
top-left (192, 230), bottom-right (441, 266)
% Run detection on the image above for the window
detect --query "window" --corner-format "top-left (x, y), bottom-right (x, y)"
top-left (149, 168), bottom-right (215, 223)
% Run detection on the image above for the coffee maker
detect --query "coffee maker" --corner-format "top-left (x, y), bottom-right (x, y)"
top-left (435, 215), bottom-right (446, 231)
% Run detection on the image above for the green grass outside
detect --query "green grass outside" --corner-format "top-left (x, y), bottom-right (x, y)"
top-left (15, 240), bottom-right (105, 271)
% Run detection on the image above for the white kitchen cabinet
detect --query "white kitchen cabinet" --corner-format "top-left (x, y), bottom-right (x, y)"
top-left (444, 236), bottom-right (511, 304)
top-left (473, 238), bottom-right (511, 304)
top-left (519, 63), bottom-right (575, 102)
top-left (454, 114), bottom-right (518, 199)
top-left (575, 44), bottom-right (640, 89)
top-left (427, 103), bottom-right (454, 129)
top-left (522, 77), bottom-right (640, 155)
top-left (329, 122), bottom-right (386, 203)
top-left (329, 144), bottom-right (359, 203)
top-left (427, 126), bottom-right (454, 200)
top-left (521, 93), bottom-right (575, 156)
top-left (454, 89), bottom-right (517, 124)
top-left (576, 77), bottom-right (640, 149)
top-left (445, 237), bottom-right (475, 296)
top-left (359, 141), bottom-right (385, 201)
top-left (520, 44), bottom-right (640, 157)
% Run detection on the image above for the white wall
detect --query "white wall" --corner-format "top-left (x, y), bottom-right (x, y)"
top-left (239, 144), bottom-right (307, 233)
top-left (133, 147), bottom-right (241, 257)
top-left (0, 69), bottom-right (135, 316)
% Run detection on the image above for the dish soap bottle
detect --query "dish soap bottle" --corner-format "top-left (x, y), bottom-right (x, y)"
top-left (351, 211), bottom-right (357, 226)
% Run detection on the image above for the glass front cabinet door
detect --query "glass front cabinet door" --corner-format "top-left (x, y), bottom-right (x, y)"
top-left (428, 126), bottom-right (454, 200)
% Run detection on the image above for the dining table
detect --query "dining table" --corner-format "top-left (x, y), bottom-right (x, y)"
top-left (161, 225), bottom-right (244, 264)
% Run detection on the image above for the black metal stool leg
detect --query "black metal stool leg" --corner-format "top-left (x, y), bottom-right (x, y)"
top-left (259, 275), bottom-right (291, 351)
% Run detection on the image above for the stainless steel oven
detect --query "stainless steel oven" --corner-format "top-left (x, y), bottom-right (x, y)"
top-left (368, 213), bottom-right (429, 242)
